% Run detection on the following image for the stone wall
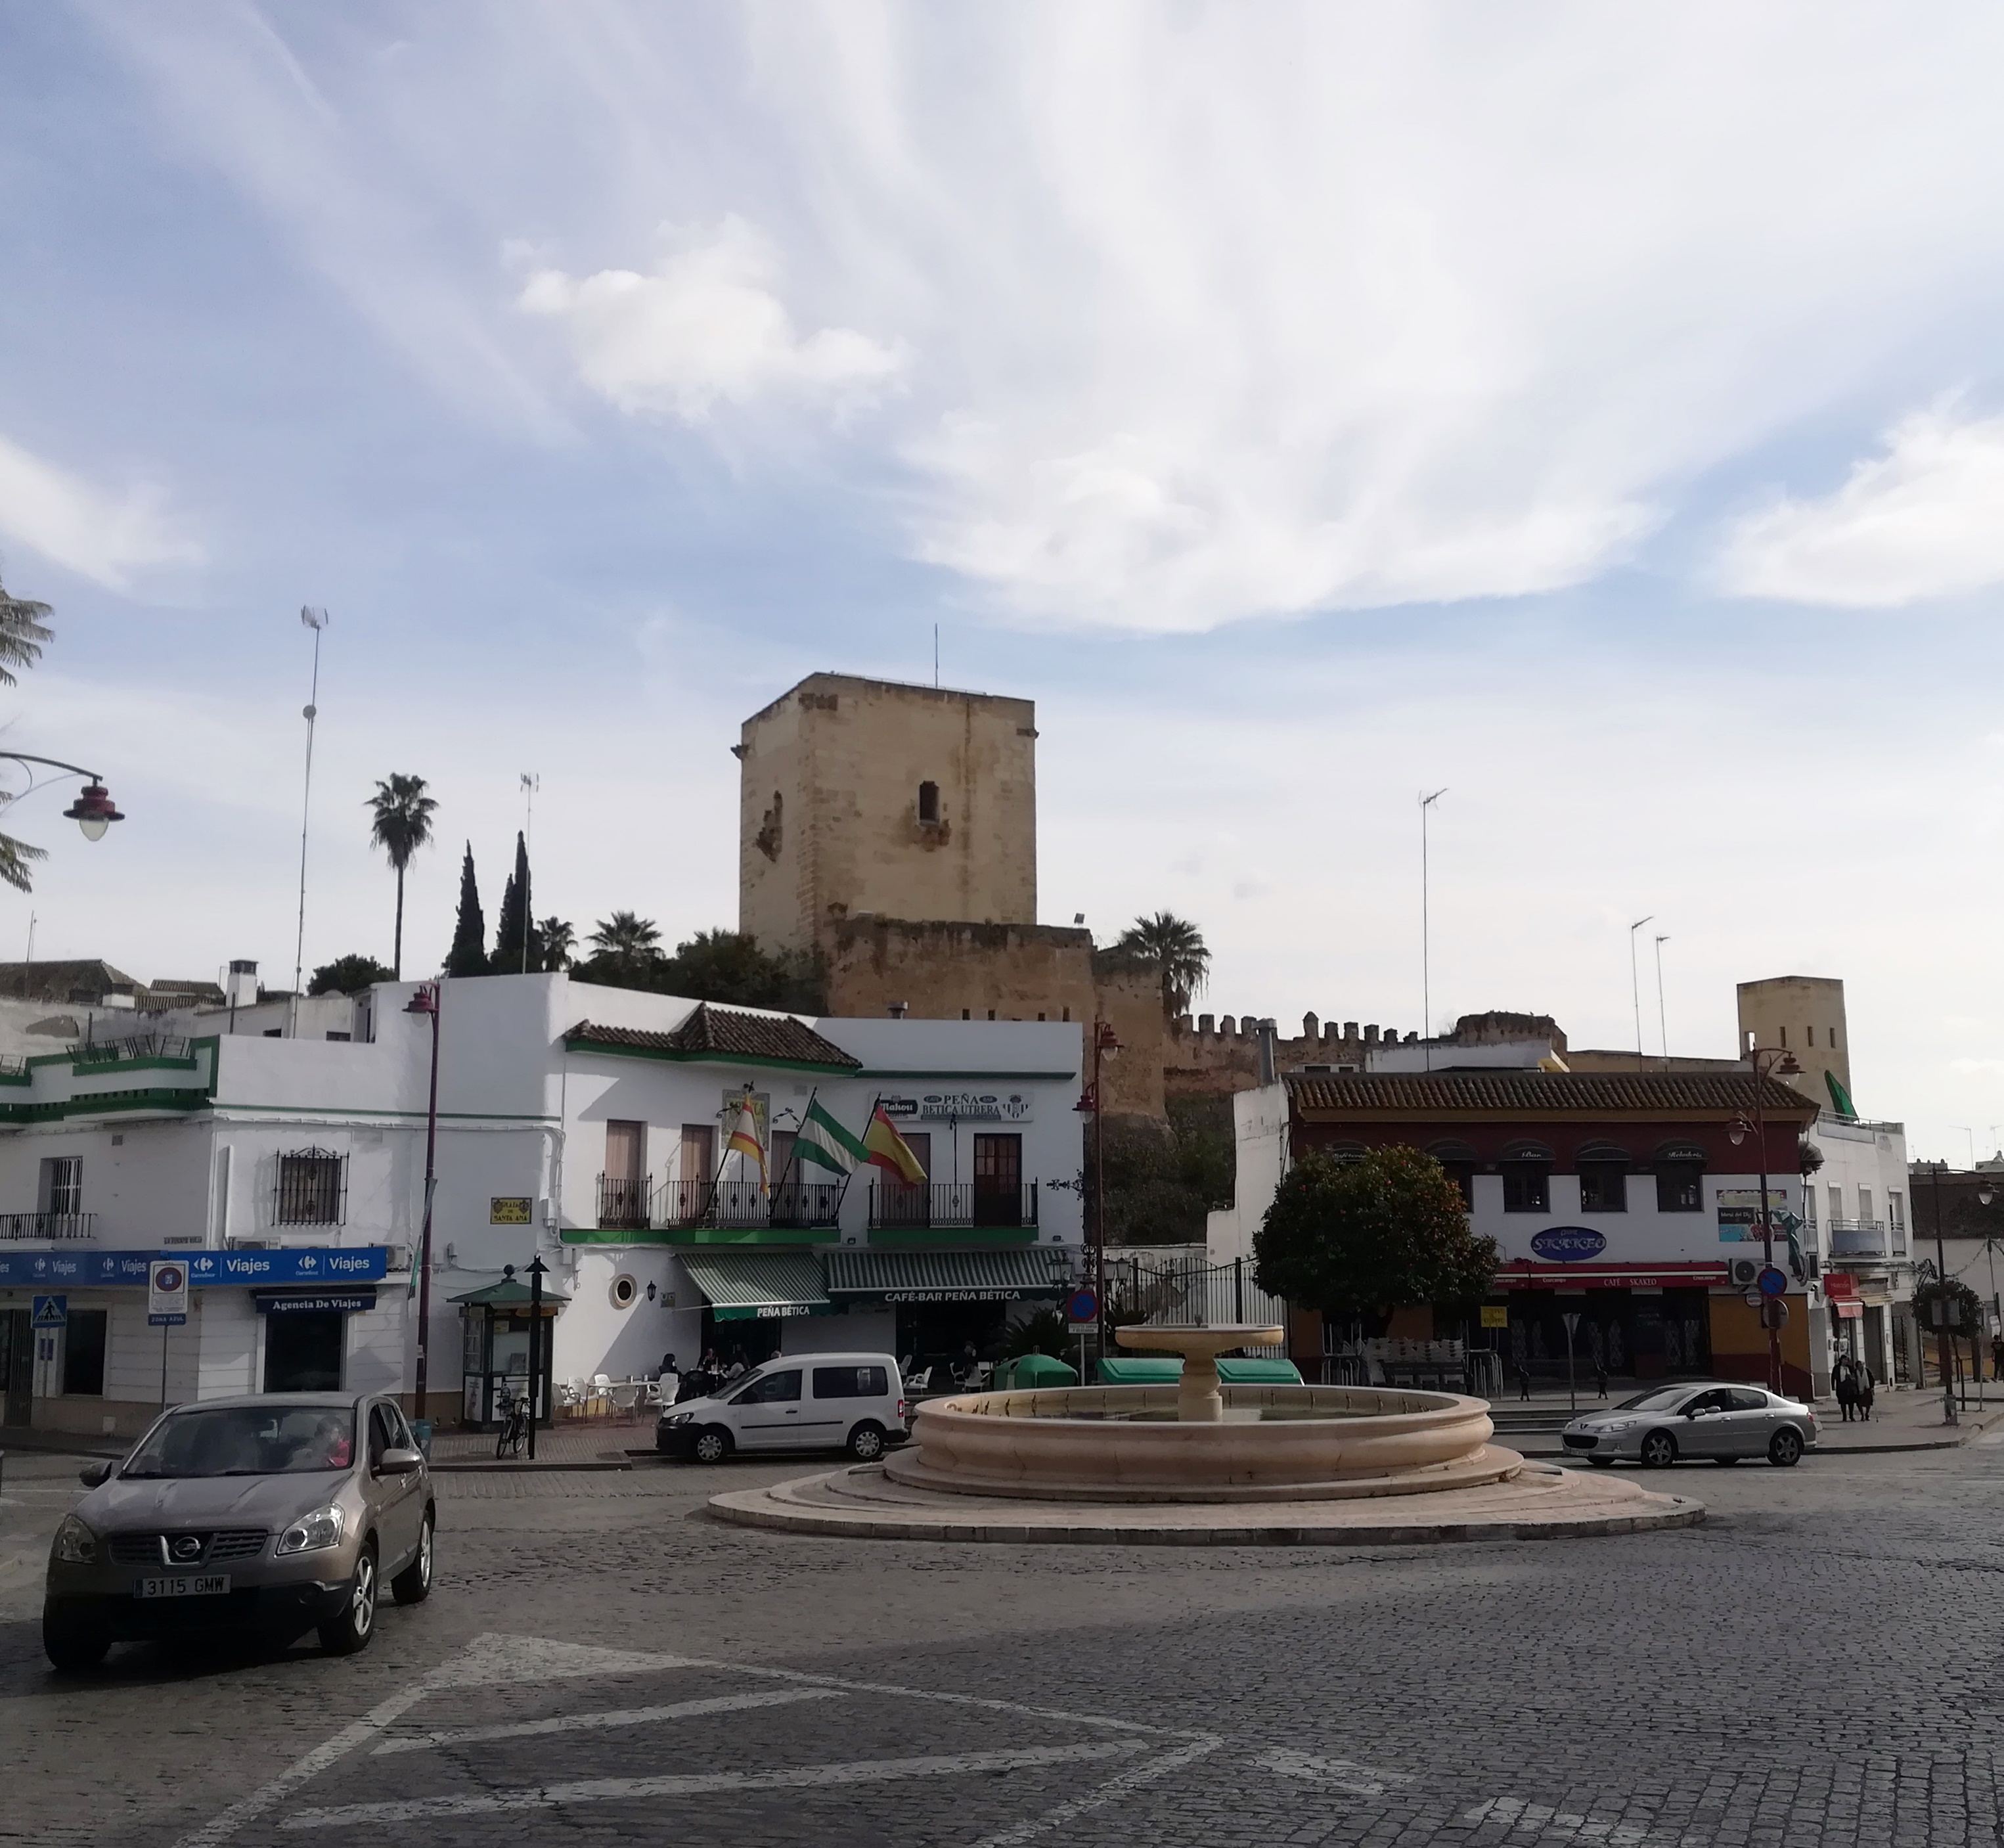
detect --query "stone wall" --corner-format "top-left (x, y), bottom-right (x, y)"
top-left (1165, 1011), bottom-right (1422, 1097)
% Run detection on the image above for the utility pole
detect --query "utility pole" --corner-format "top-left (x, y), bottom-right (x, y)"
top-left (1931, 1162), bottom-right (1957, 1426)
top-left (1653, 934), bottom-right (1670, 1069)
top-left (519, 773), bottom-right (539, 973)
top-left (1420, 790), bottom-right (1446, 1068)
top-left (405, 983), bottom-right (442, 1422)
top-left (1628, 917), bottom-right (1653, 1070)
top-left (290, 608), bottom-right (328, 1037)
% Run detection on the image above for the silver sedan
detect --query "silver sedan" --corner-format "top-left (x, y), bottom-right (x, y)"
top-left (1561, 1382), bottom-right (1817, 1469)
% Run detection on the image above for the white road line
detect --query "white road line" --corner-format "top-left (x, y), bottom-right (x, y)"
top-left (966, 1736), bottom-right (1224, 1848)
top-left (372, 1686), bottom-right (843, 1755)
top-left (1253, 1746), bottom-right (1408, 1795)
top-left (280, 1740), bottom-right (1155, 1829)
top-left (1463, 1795), bottom-right (1693, 1847)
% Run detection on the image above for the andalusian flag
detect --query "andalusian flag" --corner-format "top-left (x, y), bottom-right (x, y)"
top-left (724, 1095), bottom-right (766, 1183)
top-left (795, 1097), bottom-right (868, 1177)
top-left (864, 1104), bottom-right (927, 1184)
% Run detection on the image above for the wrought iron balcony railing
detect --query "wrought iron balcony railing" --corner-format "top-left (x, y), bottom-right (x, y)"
top-left (868, 1181), bottom-right (1040, 1231)
top-left (0, 1211), bottom-right (98, 1242)
top-left (598, 1175), bottom-right (845, 1232)
top-left (595, 1175), bottom-right (650, 1230)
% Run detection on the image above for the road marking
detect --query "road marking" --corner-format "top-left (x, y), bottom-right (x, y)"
top-left (1253, 1746), bottom-right (1408, 1795)
top-left (281, 1740), bottom-right (1154, 1828)
top-left (966, 1736), bottom-right (1224, 1848)
top-left (1463, 1795), bottom-right (1693, 1846)
top-left (372, 1686), bottom-right (843, 1754)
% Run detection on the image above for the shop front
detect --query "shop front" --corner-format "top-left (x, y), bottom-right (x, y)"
top-left (679, 1251), bottom-right (837, 1369)
top-left (824, 1247), bottom-right (1072, 1380)
top-left (1490, 1261), bottom-right (1724, 1383)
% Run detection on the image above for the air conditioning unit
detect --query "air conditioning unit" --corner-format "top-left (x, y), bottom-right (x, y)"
top-left (1726, 1255), bottom-right (1762, 1290)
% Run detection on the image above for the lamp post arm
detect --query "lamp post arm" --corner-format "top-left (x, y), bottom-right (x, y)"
top-left (0, 752), bottom-right (104, 783)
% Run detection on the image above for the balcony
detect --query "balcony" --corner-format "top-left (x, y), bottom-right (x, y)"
top-left (868, 1182), bottom-right (1040, 1246)
top-left (0, 1211), bottom-right (97, 1242)
top-left (1828, 1218), bottom-right (1891, 1257)
top-left (590, 1174), bottom-right (843, 1245)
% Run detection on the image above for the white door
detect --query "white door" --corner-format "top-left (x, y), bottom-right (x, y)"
top-left (726, 1368), bottom-right (805, 1448)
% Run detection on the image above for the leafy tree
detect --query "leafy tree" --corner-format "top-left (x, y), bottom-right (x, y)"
top-left (570, 911), bottom-right (663, 988)
top-left (309, 954), bottom-right (395, 995)
top-left (1113, 911), bottom-right (1211, 1020)
top-left (365, 773), bottom-right (437, 979)
top-left (445, 843), bottom-right (489, 977)
top-left (534, 916), bottom-right (575, 972)
top-left (1002, 1309), bottom-right (1077, 1362)
top-left (1098, 1096), bottom-right (1237, 1246)
top-left (1253, 1145), bottom-right (1498, 1321)
top-left (0, 575), bottom-right (55, 893)
top-left (491, 831), bottom-right (533, 974)
top-left (569, 922), bottom-right (827, 1010)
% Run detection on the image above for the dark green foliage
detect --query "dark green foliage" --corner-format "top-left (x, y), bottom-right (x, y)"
top-left (1099, 1096), bottom-right (1237, 1246)
top-left (309, 955), bottom-right (395, 995)
top-left (1109, 911), bottom-right (1211, 1018)
top-left (0, 574), bottom-right (54, 891)
top-left (492, 832), bottom-right (533, 973)
top-left (1913, 1278), bottom-right (1985, 1337)
top-left (365, 773), bottom-right (437, 979)
top-left (571, 926), bottom-right (826, 1012)
top-left (1253, 1144), bottom-right (1498, 1317)
top-left (534, 917), bottom-right (575, 972)
top-left (445, 844), bottom-right (488, 977)
top-left (1002, 1309), bottom-right (1077, 1361)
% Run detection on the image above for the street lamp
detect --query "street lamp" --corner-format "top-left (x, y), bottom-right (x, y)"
top-left (405, 983), bottom-right (443, 1422)
top-left (1, 754), bottom-right (125, 841)
top-left (1727, 1045), bottom-right (1802, 1395)
top-left (1089, 1020), bottom-right (1121, 1351)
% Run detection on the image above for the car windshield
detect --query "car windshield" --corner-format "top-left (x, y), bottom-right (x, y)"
top-left (121, 1405), bottom-right (356, 1478)
top-left (1614, 1387), bottom-right (1693, 1412)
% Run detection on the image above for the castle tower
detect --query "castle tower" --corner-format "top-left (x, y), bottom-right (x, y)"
top-left (1737, 974), bottom-right (1854, 1116)
top-left (736, 673), bottom-right (1038, 953)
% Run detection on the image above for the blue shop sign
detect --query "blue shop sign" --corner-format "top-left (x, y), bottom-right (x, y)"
top-left (0, 1247), bottom-right (389, 1288)
top-left (1528, 1227), bottom-right (1608, 1263)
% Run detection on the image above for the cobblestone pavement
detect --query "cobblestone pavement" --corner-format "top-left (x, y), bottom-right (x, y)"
top-left (7, 1435), bottom-right (2004, 1847)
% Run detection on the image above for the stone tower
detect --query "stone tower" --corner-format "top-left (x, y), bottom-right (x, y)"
top-left (1737, 974), bottom-right (1854, 1115)
top-left (736, 673), bottom-right (1038, 953)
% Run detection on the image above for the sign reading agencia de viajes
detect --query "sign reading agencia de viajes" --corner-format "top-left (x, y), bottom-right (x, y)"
top-left (880, 1093), bottom-right (1033, 1123)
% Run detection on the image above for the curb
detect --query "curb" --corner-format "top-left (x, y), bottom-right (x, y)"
top-left (430, 1458), bottom-right (633, 1474)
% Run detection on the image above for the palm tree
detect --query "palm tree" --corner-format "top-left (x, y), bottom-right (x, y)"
top-left (1115, 911), bottom-right (1212, 1020)
top-left (589, 912), bottom-right (662, 960)
top-left (535, 917), bottom-right (576, 971)
top-left (0, 575), bottom-right (54, 891)
top-left (365, 774), bottom-right (438, 979)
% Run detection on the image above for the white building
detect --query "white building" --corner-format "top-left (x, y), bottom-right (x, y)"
top-left (0, 976), bottom-right (1083, 1437)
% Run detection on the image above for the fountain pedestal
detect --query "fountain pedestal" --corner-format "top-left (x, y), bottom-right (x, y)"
top-left (1114, 1323), bottom-right (1286, 1422)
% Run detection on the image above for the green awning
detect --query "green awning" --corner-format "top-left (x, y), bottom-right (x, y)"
top-left (680, 1251), bottom-right (832, 1322)
top-left (824, 1248), bottom-right (1070, 1303)
top-left (449, 1277), bottom-right (571, 1311)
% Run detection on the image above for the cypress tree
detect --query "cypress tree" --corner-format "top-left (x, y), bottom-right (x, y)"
top-left (492, 831), bottom-right (533, 974)
top-left (445, 842), bottom-right (489, 977)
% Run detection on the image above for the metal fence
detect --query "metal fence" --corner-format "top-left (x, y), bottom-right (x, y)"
top-left (1102, 1254), bottom-right (1287, 1355)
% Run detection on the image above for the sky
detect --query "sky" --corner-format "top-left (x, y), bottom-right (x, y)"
top-left (3, 4), bottom-right (2004, 1161)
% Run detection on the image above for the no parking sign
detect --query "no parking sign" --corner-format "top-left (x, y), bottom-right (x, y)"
top-left (148, 1259), bottom-right (189, 1326)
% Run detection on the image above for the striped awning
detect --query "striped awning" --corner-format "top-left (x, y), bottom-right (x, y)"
top-left (679, 1252), bottom-right (832, 1322)
top-left (824, 1248), bottom-right (1070, 1304)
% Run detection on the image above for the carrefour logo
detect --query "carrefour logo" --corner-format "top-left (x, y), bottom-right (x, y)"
top-left (1530, 1227), bottom-right (1607, 1263)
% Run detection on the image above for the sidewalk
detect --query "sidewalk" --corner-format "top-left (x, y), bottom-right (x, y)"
top-left (426, 1419), bottom-right (652, 1472)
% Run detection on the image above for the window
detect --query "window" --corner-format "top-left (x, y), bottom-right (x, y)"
top-left (1806, 1025), bottom-right (1815, 1047)
top-left (1502, 1163), bottom-right (1550, 1213)
top-left (732, 1368), bottom-right (801, 1405)
top-left (368, 1403), bottom-right (397, 1472)
top-left (1858, 1186), bottom-right (1874, 1223)
top-left (1804, 1188), bottom-right (1817, 1227)
top-left (1655, 1164), bottom-right (1704, 1212)
top-left (1578, 1163), bottom-right (1628, 1212)
top-left (917, 780), bottom-right (941, 824)
top-left (1828, 1184), bottom-right (1843, 1224)
top-left (1829, 1026), bottom-right (1838, 1049)
top-left (1726, 1387), bottom-right (1770, 1411)
top-left (263, 1311), bottom-right (345, 1393)
top-left (62, 1309), bottom-right (107, 1396)
top-left (39, 1156), bottom-right (81, 1217)
top-left (275, 1148), bottom-right (346, 1226)
top-left (962, 1009), bottom-right (971, 1020)
top-left (813, 1364), bottom-right (888, 1399)
top-left (1779, 1025), bottom-right (1787, 1048)
top-left (1888, 1191), bottom-right (1905, 1230)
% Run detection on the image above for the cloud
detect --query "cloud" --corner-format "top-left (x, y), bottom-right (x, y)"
top-left (0, 432), bottom-right (200, 588)
top-left (518, 219), bottom-right (902, 420)
top-left (1718, 405), bottom-right (2004, 607)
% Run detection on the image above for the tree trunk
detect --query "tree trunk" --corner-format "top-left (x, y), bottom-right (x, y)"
top-left (393, 867), bottom-right (405, 980)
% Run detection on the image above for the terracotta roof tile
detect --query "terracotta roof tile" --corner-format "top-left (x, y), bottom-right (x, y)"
top-left (1286, 1070), bottom-right (1817, 1117)
top-left (566, 1003), bottom-right (860, 1070)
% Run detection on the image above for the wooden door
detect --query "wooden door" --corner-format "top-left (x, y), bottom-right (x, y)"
top-left (973, 1134), bottom-right (1022, 1226)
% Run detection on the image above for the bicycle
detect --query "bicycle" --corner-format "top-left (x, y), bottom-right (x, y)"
top-left (495, 1388), bottom-right (528, 1460)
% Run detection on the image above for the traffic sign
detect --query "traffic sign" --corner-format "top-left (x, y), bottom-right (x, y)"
top-left (148, 1259), bottom-right (189, 1322)
top-left (1743, 1290), bottom-right (1765, 1308)
top-left (31, 1294), bottom-right (66, 1330)
top-left (1065, 1286), bottom-right (1100, 1324)
top-left (1760, 1297), bottom-right (1791, 1330)
top-left (1756, 1266), bottom-right (1788, 1299)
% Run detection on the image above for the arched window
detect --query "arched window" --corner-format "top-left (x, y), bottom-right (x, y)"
top-left (1575, 1140), bottom-right (1631, 1213)
top-left (1651, 1139), bottom-right (1706, 1213)
top-left (917, 780), bottom-right (941, 825)
top-left (1500, 1140), bottom-right (1552, 1213)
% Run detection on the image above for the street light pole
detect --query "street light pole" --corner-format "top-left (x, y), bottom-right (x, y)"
top-left (1090, 1020), bottom-right (1120, 1355)
top-left (405, 983), bottom-right (442, 1420)
top-left (1931, 1163), bottom-right (1956, 1427)
top-left (1731, 1045), bottom-right (1802, 1395)
top-left (0, 752), bottom-right (126, 840)
top-left (526, 1253), bottom-right (546, 1462)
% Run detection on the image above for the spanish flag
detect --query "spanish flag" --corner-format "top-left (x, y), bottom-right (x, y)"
top-left (724, 1095), bottom-right (767, 1184)
top-left (863, 1104), bottom-right (926, 1184)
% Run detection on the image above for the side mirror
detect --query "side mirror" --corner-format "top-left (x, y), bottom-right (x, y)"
top-left (378, 1446), bottom-right (424, 1475)
top-left (78, 1460), bottom-right (114, 1488)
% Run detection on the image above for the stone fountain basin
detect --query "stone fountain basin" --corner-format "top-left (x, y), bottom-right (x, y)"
top-left (882, 1383), bottom-right (1513, 1504)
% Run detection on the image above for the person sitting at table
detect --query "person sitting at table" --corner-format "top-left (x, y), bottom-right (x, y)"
top-left (656, 1353), bottom-right (680, 1405)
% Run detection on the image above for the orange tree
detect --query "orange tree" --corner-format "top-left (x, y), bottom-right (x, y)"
top-left (1253, 1144), bottom-right (1498, 1322)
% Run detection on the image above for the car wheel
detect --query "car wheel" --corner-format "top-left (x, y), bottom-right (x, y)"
top-left (847, 1422), bottom-right (887, 1462)
top-left (690, 1428), bottom-right (732, 1466)
top-left (1768, 1427), bottom-right (1804, 1467)
top-left (42, 1602), bottom-right (110, 1671)
top-left (1637, 1430), bottom-right (1678, 1469)
top-left (319, 1543), bottom-right (378, 1656)
top-left (391, 1512), bottom-right (434, 1606)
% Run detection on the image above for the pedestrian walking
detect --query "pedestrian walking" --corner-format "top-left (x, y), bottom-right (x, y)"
top-left (1517, 1361), bottom-right (1532, 1402)
top-left (1833, 1355), bottom-right (1857, 1423)
top-left (1593, 1359), bottom-right (1609, 1400)
top-left (1857, 1363), bottom-right (1876, 1422)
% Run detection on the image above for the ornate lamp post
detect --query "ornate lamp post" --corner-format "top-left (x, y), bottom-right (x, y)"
top-left (404, 983), bottom-right (442, 1419)
top-left (1728, 1045), bottom-right (1802, 1394)
top-left (0, 752), bottom-right (125, 840)
top-left (1089, 1020), bottom-right (1121, 1349)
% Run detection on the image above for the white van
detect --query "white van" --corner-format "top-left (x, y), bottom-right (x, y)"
top-left (654, 1353), bottom-right (906, 1465)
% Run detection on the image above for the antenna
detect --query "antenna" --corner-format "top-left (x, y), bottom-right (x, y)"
top-left (1419, 790), bottom-right (1447, 1070)
top-left (1653, 934), bottom-right (1670, 1068)
top-left (933, 623), bottom-right (940, 688)
top-left (290, 607), bottom-right (328, 1037)
top-left (1628, 916), bottom-right (1653, 1070)
top-left (1954, 1126), bottom-right (1976, 1169)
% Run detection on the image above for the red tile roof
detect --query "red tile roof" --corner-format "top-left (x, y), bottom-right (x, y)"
top-left (1287, 1070), bottom-right (1817, 1118)
top-left (565, 1003), bottom-right (860, 1071)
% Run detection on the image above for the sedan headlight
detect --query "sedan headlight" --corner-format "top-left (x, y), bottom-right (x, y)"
top-left (53, 1515), bottom-right (97, 1564)
top-left (662, 1412), bottom-right (692, 1426)
top-left (276, 1504), bottom-right (346, 1556)
top-left (1597, 1420), bottom-right (1637, 1434)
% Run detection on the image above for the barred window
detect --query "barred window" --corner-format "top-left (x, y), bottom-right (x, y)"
top-left (275, 1148), bottom-right (347, 1226)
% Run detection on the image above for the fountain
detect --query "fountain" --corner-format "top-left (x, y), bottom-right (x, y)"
top-left (709, 1323), bottom-right (1702, 1544)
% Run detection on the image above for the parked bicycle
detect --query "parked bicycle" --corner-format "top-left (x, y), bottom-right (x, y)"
top-left (495, 1386), bottom-right (529, 1459)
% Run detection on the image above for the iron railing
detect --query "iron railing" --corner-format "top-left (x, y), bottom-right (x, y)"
top-left (274, 1149), bottom-right (347, 1227)
top-left (1101, 1253), bottom-right (1286, 1345)
top-left (0, 1211), bottom-right (97, 1242)
top-left (600, 1175), bottom-right (845, 1231)
top-left (69, 1032), bottom-right (193, 1065)
top-left (1829, 1219), bottom-right (1890, 1256)
top-left (596, 1174), bottom-right (650, 1230)
top-left (868, 1182), bottom-right (1040, 1230)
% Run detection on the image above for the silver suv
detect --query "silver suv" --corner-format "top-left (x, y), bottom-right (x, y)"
top-left (43, 1392), bottom-right (434, 1669)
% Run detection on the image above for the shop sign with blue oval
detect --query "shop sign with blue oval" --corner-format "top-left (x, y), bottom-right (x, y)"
top-left (1529, 1227), bottom-right (1607, 1262)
